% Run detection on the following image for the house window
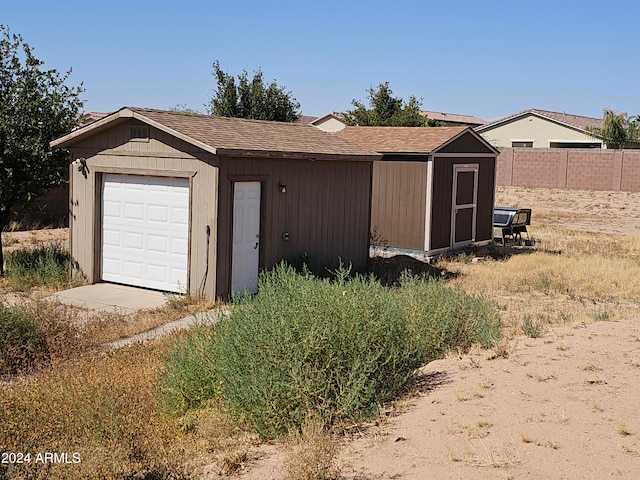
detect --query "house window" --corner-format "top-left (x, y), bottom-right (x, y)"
top-left (130, 125), bottom-right (149, 141)
top-left (512, 141), bottom-right (533, 148)
top-left (549, 141), bottom-right (601, 149)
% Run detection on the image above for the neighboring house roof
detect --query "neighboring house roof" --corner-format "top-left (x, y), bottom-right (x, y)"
top-left (78, 111), bottom-right (109, 128)
top-left (476, 108), bottom-right (604, 134)
top-left (311, 112), bottom-right (345, 125)
top-left (296, 115), bottom-right (319, 125)
top-left (420, 110), bottom-right (486, 127)
top-left (52, 107), bottom-right (381, 161)
top-left (335, 126), bottom-right (487, 154)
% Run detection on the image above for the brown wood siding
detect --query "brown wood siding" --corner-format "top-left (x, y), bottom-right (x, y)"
top-left (67, 125), bottom-right (220, 298)
top-left (430, 156), bottom-right (496, 249)
top-left (370, 161), bottom-right (427, 250)
top-left (437, 131), bottom-right (495, 154)
top-left (216, 157), bottom-right (372, 297)
top-left (70, 120), bottom-right (211, 159)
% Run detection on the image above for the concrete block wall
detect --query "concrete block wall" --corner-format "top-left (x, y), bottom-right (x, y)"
top-left (497, 148), bottom-right (640, 192)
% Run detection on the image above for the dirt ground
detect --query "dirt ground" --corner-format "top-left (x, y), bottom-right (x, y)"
top-left (1, 227), bottom-right (68, 254)
top-left (238, 187), bottom-right (640, 480)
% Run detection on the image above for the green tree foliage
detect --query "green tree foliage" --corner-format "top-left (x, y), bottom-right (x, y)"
top-left (0, 25), bottom-right (83, 275)
top-left (588, 108), bottom-right (640, 149)
top-left (343, 82), bottom-right (434, 127)
top-left (208, 61), bottom-right (301, 122)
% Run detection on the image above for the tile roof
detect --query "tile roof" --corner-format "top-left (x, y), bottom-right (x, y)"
top-left (477, 108), bottom-right (604, 132)
top-left (55, 107), bottom-right (381, 160)
top-left (335, 126), bottom-right (468, 154)
top-left (296, 115), bottom-right (319, 125)
top-left (420, 110), bottom-right (486, 126)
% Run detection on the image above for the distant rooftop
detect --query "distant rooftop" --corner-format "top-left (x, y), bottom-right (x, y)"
top-left (477, 108), bottom-right (604, 132)
top-left (420, 110), bottom-right (486, 126)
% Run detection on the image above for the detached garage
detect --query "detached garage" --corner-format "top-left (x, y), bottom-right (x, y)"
top-left (335, 126), bottom-right (498, 259)
top-left (52, 107), bottom-right (380, 299)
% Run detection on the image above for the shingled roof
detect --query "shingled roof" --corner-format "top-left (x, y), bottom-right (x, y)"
top-left (476, 108), bottom-right (604, 133)
top-left (335, 126), bottom-right (469, 154)
top-left (52, 107), bottom-right (380, 161)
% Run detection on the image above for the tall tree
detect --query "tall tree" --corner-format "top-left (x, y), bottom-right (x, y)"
top-left (343, 82), bottom-right (432, 127)
top-left (208, 61), bottom-right (300, 122)
top-left (0, 25), bottom-right (84, 275)
top-left (587, 108), bottom-right (640, 149)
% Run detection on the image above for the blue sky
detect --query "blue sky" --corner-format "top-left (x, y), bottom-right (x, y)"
top-left (3, 0), bottom-right (638, 121)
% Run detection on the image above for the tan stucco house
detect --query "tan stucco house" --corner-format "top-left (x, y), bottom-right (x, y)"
top-left (476, 108), bottom-right (606, 149)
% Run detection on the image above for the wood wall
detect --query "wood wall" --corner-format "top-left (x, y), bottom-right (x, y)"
top-left (68, 121), bottom-right (219, 299)
top-left (370, 161), bottom-right (428, 251)
top-left (215, 157), bottom-right (372, 297)
top-left (430, 156), bottom-right (495, 249)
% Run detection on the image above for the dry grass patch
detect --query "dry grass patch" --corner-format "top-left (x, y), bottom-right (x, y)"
top-left (283, 418), bottom-right (341, 480)
top-left (0, 341), bottom-right (193, 479)
top-left (78, 294), bottom-right (216, 345)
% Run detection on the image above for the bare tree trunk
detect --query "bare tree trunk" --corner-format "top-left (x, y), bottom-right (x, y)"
top-left (0, 208), bottom-right (9, 276)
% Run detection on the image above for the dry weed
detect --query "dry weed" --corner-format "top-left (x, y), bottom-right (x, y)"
top-left (283, 417), bottom-right (341, 480)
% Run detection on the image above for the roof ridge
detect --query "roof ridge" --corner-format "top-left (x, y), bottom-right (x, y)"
top-left (530, 108), bottom-right (601, 121)
top-left (127, 106), bottom-right (311, 127)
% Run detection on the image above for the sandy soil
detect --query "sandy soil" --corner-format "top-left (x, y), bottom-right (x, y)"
top-left (1, 227), bottom-right (68, 254)
top-left (237, 187), bottom-right (640, 480)
top-left (495, 186), bottom-right (640, 236)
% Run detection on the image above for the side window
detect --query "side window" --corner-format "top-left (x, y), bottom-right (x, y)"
top-left (511, 141), bottom-right (533, 148)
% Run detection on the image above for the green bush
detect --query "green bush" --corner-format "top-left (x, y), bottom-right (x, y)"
top-left (4, 242), bottom-right (71, 291)
top-left (159, 322), bottom-right (221, 417)
top-left (521, 314), bottom-right (545, 338)
top-left (398, 274), bottom-right (502, 362)
top-left (0, 301), bottom-right (85, 376)
top-left (213, 264), bottom-right (423, 438)
top-left (159, 263), bottom-right (502, 440)
top-left (0, 303), bottom-right (47, 375)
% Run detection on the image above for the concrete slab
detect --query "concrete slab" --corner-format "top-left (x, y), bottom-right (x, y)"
top-left (48, 283), bottom-right (168, 314)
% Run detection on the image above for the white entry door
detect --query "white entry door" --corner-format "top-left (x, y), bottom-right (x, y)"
top-left (102, 174), bottom-right (189, 293)
top-left (451, 164), bottom-right (478, 248)
top-left (231, 182), bottom-right (261, 295)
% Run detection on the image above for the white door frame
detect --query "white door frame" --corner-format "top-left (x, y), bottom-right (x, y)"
top-left (231, 181), bottom-right (261, 295)
top-left (451, 164), bottom-right (479, 248)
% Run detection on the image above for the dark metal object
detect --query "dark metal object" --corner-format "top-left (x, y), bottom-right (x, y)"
top-left (493, 207), bottom-right (532, 245)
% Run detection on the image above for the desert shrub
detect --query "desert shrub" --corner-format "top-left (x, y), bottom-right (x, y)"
top-left (213, 264), bottom-right (424, 438)
top-left (0, 303), bottom-right (46, 375)
top-left (4, 243), bottom-right (71, 291)
top-left (159, 322), bottom-right (221, 416)
top-left (398, 274), bottom-right (502, 362)
top-left (521, 314), bottom-right (545, 338)
top-left (160, 263), bottom-right (501, 439)
top-left (0, 300), bottom-right (87, 376)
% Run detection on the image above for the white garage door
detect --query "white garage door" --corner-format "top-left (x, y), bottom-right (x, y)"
top-left (101, 174), bottom-right (189, 293)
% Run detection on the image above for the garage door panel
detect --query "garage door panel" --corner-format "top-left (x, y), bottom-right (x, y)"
top-left (124, 203), bottom-right (144, 221)
top-left (102, 174), bottom-right (189, 293)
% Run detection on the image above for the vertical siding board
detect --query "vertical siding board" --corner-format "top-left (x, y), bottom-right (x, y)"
top-left (370, 162), bottom-right (427, 251)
